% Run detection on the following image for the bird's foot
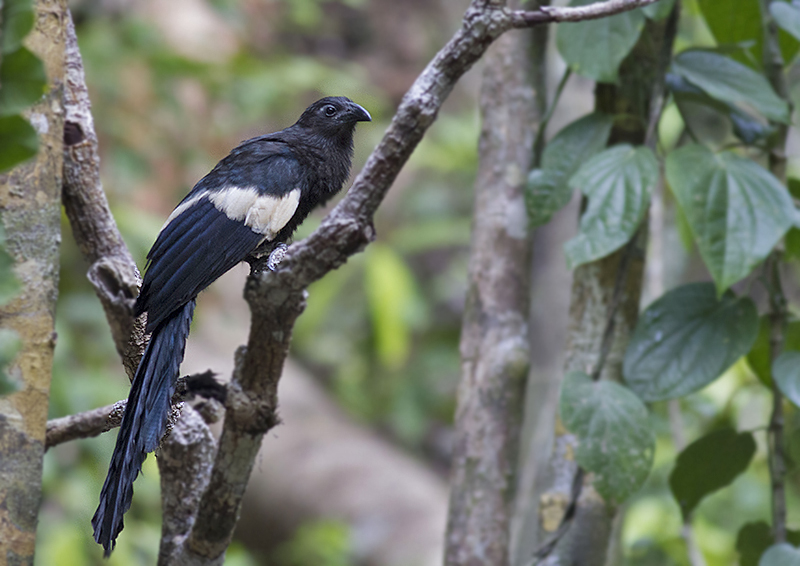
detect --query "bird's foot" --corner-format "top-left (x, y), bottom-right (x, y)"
top-left (267, 243), bottom-right (289, 271)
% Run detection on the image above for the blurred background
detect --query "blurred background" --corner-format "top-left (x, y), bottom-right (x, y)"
top-left (39, 1), bottom-right (800, 565)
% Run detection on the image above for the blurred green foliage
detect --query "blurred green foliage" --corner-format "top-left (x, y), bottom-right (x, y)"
top-left (273, 520), bottom-right (353, 566)
top-left (0, 0), bottom-right (45, 173)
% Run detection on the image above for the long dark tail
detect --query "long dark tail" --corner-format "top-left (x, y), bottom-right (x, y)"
top-left (92, 300), bottom-right (196, 556)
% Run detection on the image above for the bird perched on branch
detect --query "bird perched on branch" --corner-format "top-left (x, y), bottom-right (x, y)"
top-left (93, 96), bottom-right (371, 555)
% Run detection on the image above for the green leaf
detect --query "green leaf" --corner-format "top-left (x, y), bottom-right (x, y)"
top-left (643, 0), bottom-right (675, 21)
top-left (364, 243), bottom-right (417, 369)
top-left (760, 544), bottom-right (800, 566)
top-left (0, 114), bottom-right (38, 173)
top-left (698, 0), bottom-right (800, 67)
top-left (666, 144), bottom-right (796, 293)
top-left (559, 371), bottom-right (655, 505)
top-left (669, 428), bottom-right (756, 518)
top-left (1, 0), bottom-right (35, 54)
top-left (738, 522), bottom-right (776, 566)
top-left (526, 112), bottom-right (614, 227)
top-left (789, 178), bottom-right (800, 200)
top-left (671, 50), bottom-right (790, 123)
top-left (564, 145), bottom-right (658, 269)
top-left (786, 228), bottom-right (800, 262)
top-left (0, 221), bottom-right (20, 305)
top-left (556, 0), bottom-right (645, 83)
top-left (0, 46), bottom-right (48, 115)
top-left (773, 351), bottom-right (800, 407)
top-left (624, 282), bottom-right (758, 401)
top-left (746, 318), bottom-right (800, 386)
top-left (739, 524), bottom-right (800, 566)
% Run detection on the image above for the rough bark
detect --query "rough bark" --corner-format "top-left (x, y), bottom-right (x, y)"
top-left (58, 9), bottom-right (216, 561)
top-left (529, 10), bottom-right (678, 566)
top-left (443, 14), bottom-right (539, 566)
top-left (0, 1), bottom-right (66, 564)
top-left (182, 270), bottom-right (449, 566)
top-left (61, 10), bottom-right (145, 380)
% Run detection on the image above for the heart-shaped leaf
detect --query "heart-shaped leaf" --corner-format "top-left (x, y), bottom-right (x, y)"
top-left (671, 50), bottom-right (790, 123)
top-left (669, 428), bottom-right (756, 518)
top-left (526, 112), bottom-right (614, 227)
top-left (666, 144), bottom-right (797, 293)
top-left (564, 144), bottom-right (658, 269)
top-left (559, 371), bottom-right (654, 505)
top-left (624, 282), bottom-right (758, 401)
top-left (556, 0), bottom-right (645, 83)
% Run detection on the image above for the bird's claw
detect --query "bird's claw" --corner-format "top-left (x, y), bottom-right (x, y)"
top-left (267, 243), bottom-right (288, 271)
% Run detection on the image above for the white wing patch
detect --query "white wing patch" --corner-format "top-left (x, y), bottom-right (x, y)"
top-left (160, 193), bottom-right (207, 231)
top-left (209, 186), bottom-right (301, 241)
top-left (246, 188), bottom-right (301, 240)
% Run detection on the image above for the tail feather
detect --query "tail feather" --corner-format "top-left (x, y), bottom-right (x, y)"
top-left (92, 300), bottom-right (196, 556)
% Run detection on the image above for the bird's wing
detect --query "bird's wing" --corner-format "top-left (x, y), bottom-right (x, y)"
top-left (137, 151), bottom-right (304, 331)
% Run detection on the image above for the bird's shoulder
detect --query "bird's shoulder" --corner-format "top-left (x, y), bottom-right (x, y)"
top-left (187, 136), bottom-right (308, 199)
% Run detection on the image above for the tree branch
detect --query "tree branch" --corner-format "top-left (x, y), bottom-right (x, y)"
top-left (509, 0), bottom-right (660, 26)
top-left (45, 401), bottom-right (126, 449)
top-left (61, 11), bottom-right (145, 380)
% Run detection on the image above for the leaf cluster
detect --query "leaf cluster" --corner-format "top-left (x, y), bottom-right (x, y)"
top-left (529, 0), bottom-right (800, 562)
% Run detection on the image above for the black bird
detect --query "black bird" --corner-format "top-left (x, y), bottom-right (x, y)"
top-left (92, 96), bottom-right (371, 555)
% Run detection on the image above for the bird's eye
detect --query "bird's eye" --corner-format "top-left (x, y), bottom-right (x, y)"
top-left (323, 105), bottom-right (337, 117)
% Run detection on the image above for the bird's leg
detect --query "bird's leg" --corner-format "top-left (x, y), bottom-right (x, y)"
top-left (266, 243), bottom-right (289, 271)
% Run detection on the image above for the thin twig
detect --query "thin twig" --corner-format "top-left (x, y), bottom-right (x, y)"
top-left (765, 254), bottom-right (788, 543)
top-left (44, 373), bottom-right (220, 450)
top-left (531, 469), bottom-right (585, 565)
top-left (46, 401), bottom-right (127, 450)
top-left (761, 0), bottom-right (790, 544)
top-left (509, 0), bottom-right (660, 26)
top-left (532, 67), bottom-right (571, 167)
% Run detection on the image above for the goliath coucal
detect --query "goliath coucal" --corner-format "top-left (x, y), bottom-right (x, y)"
top-left (93, 96), bottom-right (371, 555)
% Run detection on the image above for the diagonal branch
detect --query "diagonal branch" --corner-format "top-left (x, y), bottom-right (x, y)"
top-left (180, 0), bottom-right (661, 562)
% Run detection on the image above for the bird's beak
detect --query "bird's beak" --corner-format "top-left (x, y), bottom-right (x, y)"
top-left (348, 102), bottom-right (372, 123)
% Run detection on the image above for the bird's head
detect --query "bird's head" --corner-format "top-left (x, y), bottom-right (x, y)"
top-left (294, 96), bottom-right (372, 138)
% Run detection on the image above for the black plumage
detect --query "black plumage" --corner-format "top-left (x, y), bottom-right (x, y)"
top-left (92, 96), bottom-right (371, 555)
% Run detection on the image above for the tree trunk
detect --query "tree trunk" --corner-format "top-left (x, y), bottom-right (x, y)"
top-left (444, 14), bottom-right (542, 565)
top-left (0, 1), bottom-right (66, 563)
